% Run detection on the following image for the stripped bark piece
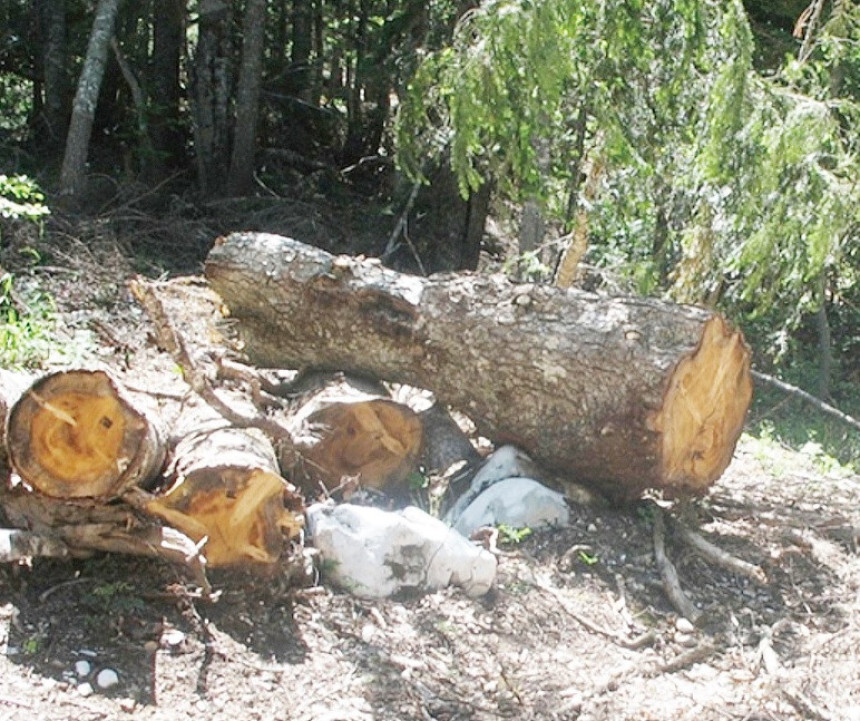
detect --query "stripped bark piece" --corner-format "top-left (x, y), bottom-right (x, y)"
top-left (7, 369), bottom-right (166, 498)
top-left (145, 427), bottom-right (303, 568)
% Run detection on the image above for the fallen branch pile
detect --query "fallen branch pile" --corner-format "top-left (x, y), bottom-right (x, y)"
top-left (0, 234), bottom-right (758, 602)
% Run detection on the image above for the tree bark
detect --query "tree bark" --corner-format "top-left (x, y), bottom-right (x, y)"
top-left (227, 0), bottom-right (267, 196)
top-left (206, 232), bottom-right (754, 501)
top-left (58, 0), bottom-right (122, 199)
top-left (147, 0), bottom-right (185, 179)
top-left (191, 0), bottom-right (233, 196)
top-left (6, 369), bottom-right (166, 499)
top-left (38, 0), bottom-right (69, 148)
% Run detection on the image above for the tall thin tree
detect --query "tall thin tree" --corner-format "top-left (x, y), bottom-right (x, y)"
top-left (59, 0), bottom-right (122, 200)
top-left (227, 0), bottom-right (267, 196)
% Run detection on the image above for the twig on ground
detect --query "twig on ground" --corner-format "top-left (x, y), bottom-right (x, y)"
top-left (782, 687), bottom-right (833, 721)
top-left (651, 504), bottom-right (703, 625)
top-left (650, 642), bottom-right (716, 675)
top-left (752, 369), bottom-right (860, 432)
top-left (670, 517), bottom-right (768, 585)
top-left (535, 578), bottom-right (657, 649)
top-left (38, 576), bottom-right (94, 604)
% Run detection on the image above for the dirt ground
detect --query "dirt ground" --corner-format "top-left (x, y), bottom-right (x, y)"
top-left (0, 216), bottom-right (858, 721)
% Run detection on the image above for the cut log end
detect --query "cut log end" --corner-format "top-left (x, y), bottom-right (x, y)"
top-left (7, 370), bottom-right (165, 499)
top-left (293, 398), bottom-right (423, 496)
top-left (146, 428), bottom-right (304, 568)
top-left (651, 315), bottom-right (752, 495)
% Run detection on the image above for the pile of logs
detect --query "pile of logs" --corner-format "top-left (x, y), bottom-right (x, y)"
top-left (0, 233), bottom-right (754, 585)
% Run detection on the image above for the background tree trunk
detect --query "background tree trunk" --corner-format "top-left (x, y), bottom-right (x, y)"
top-left (147, 0), bottom-right (185, 180)
top-left (38, 0), bottom-right (69, 149)
top-left (206, 232), bottom-right (754, 502)
top-left (227, 0), bottom-right (267, 196)
top-left (58, 0), bottom-right (122, 200)
top-left (191, 0), bottom-right (233, 196)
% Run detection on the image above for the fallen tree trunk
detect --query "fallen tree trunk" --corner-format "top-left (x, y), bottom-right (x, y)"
top-left (206, 233), bottom-right (753, 501)
top-left (6, 369), bottom-right (166, 498)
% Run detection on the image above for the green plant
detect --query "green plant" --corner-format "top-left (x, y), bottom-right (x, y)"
top-left (0, 174), bottom-right (50, 224)
top-left (0, 272), bottom-right (58, 369)
top-left (497, 524), bottom-right (533, 545)
top-left (577, 550), bottom-right (599, 566)
top-left (85, 580), bottom-right (144, 614)
top-left (22, 635), bottom-right (42, 655)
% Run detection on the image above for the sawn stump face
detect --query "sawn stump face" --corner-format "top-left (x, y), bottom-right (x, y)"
top-left (6, 370), bottom-right (165, 499)
top-left (206, 233), bottom-right (753, 500)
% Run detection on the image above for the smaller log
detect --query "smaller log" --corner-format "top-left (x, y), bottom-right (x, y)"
top-left (144, 426), bottom-right (303, 568)
top-left (0, 485), bottom-right (209, 588)
top-left (6, 369), bottom-right (166, 498)
top-left (284, 375), bottom-right (423, 498)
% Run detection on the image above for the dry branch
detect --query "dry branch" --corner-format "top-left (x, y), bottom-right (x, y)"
top-left (752, 369), bottom-right (860, 432)
top-left (671, 518), bottom-right (767, 585)
top-left (206, 232), bottom-right (753, 500)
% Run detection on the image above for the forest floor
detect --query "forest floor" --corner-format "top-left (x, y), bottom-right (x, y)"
top-left (0, 198), bottom-right (858, 721)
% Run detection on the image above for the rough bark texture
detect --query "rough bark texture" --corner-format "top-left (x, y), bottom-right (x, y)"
top-left (206, 232), bottom-right (753, 501)
top-left (227, 0), bottom-right (267, 196)
top-left (0, 483), bottom-right (207, 585)
top-left (6, 369), bottom-right (166, 499)
top-left (144, 426), bottom-right (303, 568)
top-left (39, 0), bottom-right (69, 147)
top-left (191, 0), bottom-right (233, 196)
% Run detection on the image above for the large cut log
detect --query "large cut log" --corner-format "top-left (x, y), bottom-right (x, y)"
top-left (6, 369), bottom-right (166, 498)
top-left (205, 233), bottom-right (753, 501)
top-left (140, 426), bottom-right (304, 567)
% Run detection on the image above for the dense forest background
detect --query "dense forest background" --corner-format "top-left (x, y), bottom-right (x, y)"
top-left (0, 0), bottom-right (857, 460)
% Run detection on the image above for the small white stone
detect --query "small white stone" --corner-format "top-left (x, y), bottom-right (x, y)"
top-left (675, 617), bottom-right (696, 634)
top-left (77, 682), bottom-right (94, 697)
top-left (74, 660), bottom-right (91, 677)
top-left (96, 668), bottom-right (119, 689)
top-left (586, 523), bottom-right (598, 533)
top-left (162, 628), bottom-right (185, 647)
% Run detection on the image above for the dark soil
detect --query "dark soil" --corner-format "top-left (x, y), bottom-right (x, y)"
top-left (0, 202), bottom-right (857, 721)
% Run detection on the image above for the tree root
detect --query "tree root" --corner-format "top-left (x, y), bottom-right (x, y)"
top-left (651, 503), bottom-right (702, 624)
top-left (670, 517), bottom-right (767, 585)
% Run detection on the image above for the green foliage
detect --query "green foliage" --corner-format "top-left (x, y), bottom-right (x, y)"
top-left (0, 74), bottom-right (32, 137)
top-left (496, 523), bottom-right (532, 545)
top-left (397, 0), bottom-right (859, 384)
top-left (0, 272), bottom-right (58, 369)
top-left (84, 580), bottom-right (145, 614)
top-left (0, 174), bottom-right (50, 223)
